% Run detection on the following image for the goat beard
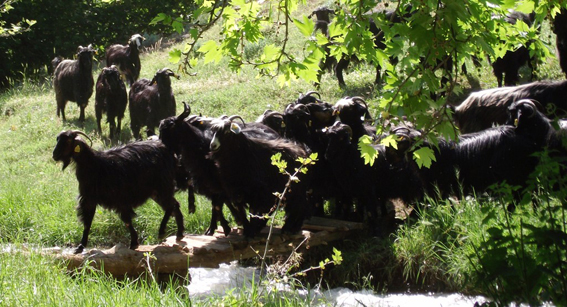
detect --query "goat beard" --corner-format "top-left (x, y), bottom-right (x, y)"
top-left (61, 157), bottom-right (72, 171)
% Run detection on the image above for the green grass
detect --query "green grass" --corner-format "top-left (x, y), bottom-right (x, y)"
top-left (1, 1), bottom-right (567, 305)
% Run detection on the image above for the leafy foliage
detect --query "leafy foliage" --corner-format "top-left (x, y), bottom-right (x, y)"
top-left (158, 0), bottom-right (563, 168)
top-left (0, 0), bottom-right (195, 87)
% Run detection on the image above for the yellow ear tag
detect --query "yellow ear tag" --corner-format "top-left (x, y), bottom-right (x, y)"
top-left (74, 145), bottom-right (81, 153)
top-left (281, 122), bottom-right (286, 128)
top-left (514, 118), bottom-right (519, 127)
top-left (309, 120), bottom-right (312, 127)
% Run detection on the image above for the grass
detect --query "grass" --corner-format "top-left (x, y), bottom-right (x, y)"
top-left (1, 0), bottom-right (567, 305)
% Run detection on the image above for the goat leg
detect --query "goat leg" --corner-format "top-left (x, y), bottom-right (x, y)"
top-left (120, 210), bottom-right (139, 250)
top-left (75, 201), bottom-right (96, 254)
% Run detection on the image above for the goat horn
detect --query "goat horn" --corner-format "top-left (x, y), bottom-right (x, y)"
top-left (71, 130), bottom-right (93, 147)
top-left (265, 110), bottom-right (284, 118)
top-left (351, 96), bottom-right (369, 109)
top-left (391, 127), bottom-right (411, 137)
top-left (303, 91), bottom-right (322, 100)
top-left (177, 102), bottom-right (191, 122)
top-left (294, 103), bottom-right (311, 115)
top-left (228, 115), bottom-right (246, 125)
top-left (352, 96), bottom-right (373, 121)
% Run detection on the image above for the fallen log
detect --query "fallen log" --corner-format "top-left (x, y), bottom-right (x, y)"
top-left (45, 217), bottom-right (364, 277)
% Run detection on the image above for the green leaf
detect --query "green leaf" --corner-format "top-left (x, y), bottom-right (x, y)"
top-left (293, 16), bottom-right (314, 37)
top-left (379, 134), bottom-right (398, 149)
top-left (358, 135), bottom-right (378, 166)
top-left (150, 13), bottom-right (168, 25)
top-left (198, 40), bottom-right (223, 64)
top-left (413, 147), bottom-right (436, 169)
top-left (168, 49), bottom-right (182, 64)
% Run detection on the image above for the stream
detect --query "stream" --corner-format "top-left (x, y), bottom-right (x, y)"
top-left (186, 261), bottom-right (488, 306)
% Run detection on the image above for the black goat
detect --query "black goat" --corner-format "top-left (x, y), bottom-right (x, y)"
top-left (106, 34), bottom-right (145, 85)
top-left (282, 99), bottom-right (338, 216)
top-left (332, 6), bottom-right (412, 87)
top-left (159, 104), bottom-right (248, 236)
top-left (95, 66), bottom-right (128, 139)
top-left (553, 8), bottom-right (567, 79)
top-left (256, 110), bottom-right (285, 136)
top-left (129, 68), bottom-right (179, 140)
top-left (452, 80), bottom-right (567, 133)
top-left (309, 6), bottom-right (335, 37)
top-left (399, 100), bottom-right (550, 204)
top-left (52, 130), bottom-right (184, 254)
top-left (333, 96), bottom-right (375, 140)
top-left (322, 122), bottom-right (422, 230)
top-left (209, 116), bottom-right (311, 237)
top-left (53, 44), bottom-right (96, 122)
top-left (491, 11), bottom-right (535, 87)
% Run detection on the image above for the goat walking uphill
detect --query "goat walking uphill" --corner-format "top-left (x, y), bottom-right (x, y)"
top-left (53, 45), bottom-right (96, 122)
top-left (52, 130), bottom-right (184, 254)
top-left (106, 34), bottom-right (145, 85)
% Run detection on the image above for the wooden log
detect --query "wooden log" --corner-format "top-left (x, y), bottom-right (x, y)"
top-left (44, 217), bottom-right (364, 277)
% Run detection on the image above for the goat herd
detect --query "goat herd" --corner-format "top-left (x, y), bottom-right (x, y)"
top-left (49, 7), bottom-right (567, 253)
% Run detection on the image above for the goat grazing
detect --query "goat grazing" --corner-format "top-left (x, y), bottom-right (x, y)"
top-left (53, 44), bottom-right (96, 122)
top-left (106, 34), bottom-right (145, 85)
top-left (95, 66), bottom-right (128, 139)
top-left (129, 68), bottom-right (179, 140)
top-left (209, 116), bottom-right (311, 237)
top-left (452, 80), bottom-right (567, 133)
top-left (52, 130), bottom-right (185, 254)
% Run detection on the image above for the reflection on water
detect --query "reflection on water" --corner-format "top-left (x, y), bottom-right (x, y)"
top-left (186, 262), bottom-right (487, 306)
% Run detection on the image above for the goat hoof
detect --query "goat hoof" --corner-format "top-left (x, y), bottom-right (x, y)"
top-left (176, 234), bottom-right (185, 241)
top-left (74, 244), bottom-right (85, 254)
top-left (129, 243), bottom-right (139, 250)
top-left (222, 227), bottom-right (231, 237)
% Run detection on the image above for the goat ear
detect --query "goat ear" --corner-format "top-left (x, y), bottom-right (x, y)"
top-left (230, 123), bottom-right (242, 134)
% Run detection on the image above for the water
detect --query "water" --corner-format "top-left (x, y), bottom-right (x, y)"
top-left (186, 261), bottom-right (487, 306)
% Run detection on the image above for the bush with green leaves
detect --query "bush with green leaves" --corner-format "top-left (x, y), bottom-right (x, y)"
top-left (0, 0), bottom-right (195, 87)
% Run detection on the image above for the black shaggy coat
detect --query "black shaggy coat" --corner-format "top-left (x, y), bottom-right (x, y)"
top-left (129, 68), bottom-right (177, 140)
top-left (52, 130), bottom-right (184, 253)
top-left (323, 122), bottom-right (423, 227)
top-left (53, 45), bottom-right (96, 122)
top-left (159, 109), bottom-right (247, 236)
top-left (209, 118), bottom-right (310, 237)
top-left (453, 80), bottom-right (567, 134)
top-left (106, 34), bottom-right (144, 85)
top-left (95, 66), bottom-right (128, 139)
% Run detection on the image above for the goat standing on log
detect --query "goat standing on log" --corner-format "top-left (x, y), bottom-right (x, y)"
top-left (52, 130), bottom-right (185, 254)
top-left (209, 116), bottom-right (311, 237)
top-left (106, 34), bottom-right (145, 85)
top-left (53, 44), bottom-right (96, 122)
top-left (129, 68), bottom-right (179, 140)
top-left (95, 66), bottom-right (127, 139)
top-left (452, 80), bottom-right (567, 134)
top-left (159, 103), bottom-right (248, 236)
